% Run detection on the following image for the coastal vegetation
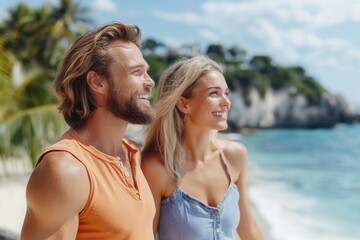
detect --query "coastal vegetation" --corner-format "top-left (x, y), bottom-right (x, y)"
top-left (0, 0), bottom-right (346, 166)
top-left (0, 0), bottom-right (91, 167)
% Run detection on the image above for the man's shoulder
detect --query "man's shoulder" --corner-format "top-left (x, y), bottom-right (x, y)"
top-left (26, 150), bottom-right (89, 228)
top-left (47, 131), bottom-right (79, 150)
top-left (29, 148), bottom-right (89, 203)
top-left (35, 150), bottom-right (87, 180)
top-left (35, 132), bottom-right (81, 165)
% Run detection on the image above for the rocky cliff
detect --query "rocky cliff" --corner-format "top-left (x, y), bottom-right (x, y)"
top-left (227, 87), bottom-right (359, 130)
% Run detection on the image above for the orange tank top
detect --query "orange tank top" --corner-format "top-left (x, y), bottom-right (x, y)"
top-left (37, 128), bottom-right (155, 240)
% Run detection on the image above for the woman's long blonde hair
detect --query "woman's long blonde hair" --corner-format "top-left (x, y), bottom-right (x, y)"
top-left (142, 55), bottom-right (222, 180)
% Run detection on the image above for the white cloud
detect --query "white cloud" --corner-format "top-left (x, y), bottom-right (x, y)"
top-left (162, 37), bottom-right (185, 48)
top-left (199, 28), bottom-right (221, 42)
top-left (91, 0), bottom-right (118, 13)
top-left (154, 11), bottom-right (208, 26)
top-left (153, 0), bottom-right (360, 73)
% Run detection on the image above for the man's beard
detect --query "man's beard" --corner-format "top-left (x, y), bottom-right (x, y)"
top-left (106, 88), bottom-right (154, 124)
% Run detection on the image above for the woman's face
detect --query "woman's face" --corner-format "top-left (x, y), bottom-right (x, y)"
top-left (184, 70), bottom-right (231, 131)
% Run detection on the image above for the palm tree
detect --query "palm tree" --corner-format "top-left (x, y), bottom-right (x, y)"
top-left (206, 44), bottom-right (226, 61)
top-left (228, 46), bottom-right (246, 61)
top-left (0, 0), bottom-right (92, 69)
top-left (0, 0), bottom-right (92, 170)
top-left (0, 3), bottom-right (34, 65)
top-left (0, 38), bottom-right (12, 107)
top-left (51, 0), bottom-right (92, 40)
top-left (0, 40), bottom-right (67, 167)
top-left (43, 0), bottom-right (92, 66)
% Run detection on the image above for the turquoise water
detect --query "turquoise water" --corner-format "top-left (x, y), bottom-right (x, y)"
top-left (238, 124), bottom-right (360, 240)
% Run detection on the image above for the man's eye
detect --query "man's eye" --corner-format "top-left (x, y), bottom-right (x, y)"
top-left (132, 70), bottom-right (141, 75)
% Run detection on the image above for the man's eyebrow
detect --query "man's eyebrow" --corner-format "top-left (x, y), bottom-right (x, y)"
top-left (129, 64), bottom-right (150, 70)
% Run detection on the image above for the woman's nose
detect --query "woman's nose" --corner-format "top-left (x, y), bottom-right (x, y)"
top-left (222, 94), bottom-right (231, 109)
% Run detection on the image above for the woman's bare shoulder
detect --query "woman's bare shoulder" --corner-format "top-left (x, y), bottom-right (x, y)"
top-left (216, 138), bottom-right (248, 171)
top-left (217, 138), bottom-right (247, 157)
top-left (141, 151), bottom-right (176, 196)
top-left (141, 151), bottom-right (165, 171)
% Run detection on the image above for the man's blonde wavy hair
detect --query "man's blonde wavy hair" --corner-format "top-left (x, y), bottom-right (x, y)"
top-left (53, 21), bottom-right (141, 129)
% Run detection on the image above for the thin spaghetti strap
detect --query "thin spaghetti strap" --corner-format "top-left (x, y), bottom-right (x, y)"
top-left (218, 146), bottom-right (233, 183)
top-left (211, 139), bottom-right (232, 182)
top-left (211, 139), bottom-right (233, 182)
top-left (174, 163), bottom-right (181, 186)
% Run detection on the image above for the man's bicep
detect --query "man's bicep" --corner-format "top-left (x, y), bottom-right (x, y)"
top-left (21, 179), bottom-right (78, 239)
top-left (21, 207), bottom-right (79, 240)
top-left (21, 152), bottom-right (89, 239)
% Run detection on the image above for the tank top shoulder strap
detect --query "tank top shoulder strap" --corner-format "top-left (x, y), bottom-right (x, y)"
top-left (174, 164), bottom-right (182, 187)
top-left (216, 142), bottom-right (233, 182)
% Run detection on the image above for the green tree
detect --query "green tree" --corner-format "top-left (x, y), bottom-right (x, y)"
top-left (249, 55), bottom-right (274, 74)
top-left (0, 0), bottom-right (92, 69)
top-left (206, 44), bottom-right (226, 62)
top-left (0, 48), bottom-right (66, 166)
top-left (142, 38), bottom-right (165, 55)
top-left (0, 1), bottom-right (91, 168)
top-left (0, 3), bottom-right (34, 65)
top-left (144, 55), bottom-right (167, 85)
top-left (228, 46), bottom-right (246, 61)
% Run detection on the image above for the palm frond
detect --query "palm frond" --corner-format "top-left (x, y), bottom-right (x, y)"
top-left (0, 104), bottom-right (67, 167)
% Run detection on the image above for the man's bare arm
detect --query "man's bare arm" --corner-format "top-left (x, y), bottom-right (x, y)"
top-left (21, 151), bottom-right (89, 240)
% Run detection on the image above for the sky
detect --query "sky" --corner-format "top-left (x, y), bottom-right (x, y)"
top-left (1, 0), bottom-right (360, 105)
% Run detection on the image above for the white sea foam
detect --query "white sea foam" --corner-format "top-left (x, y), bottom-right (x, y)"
top-left (247, 166), bottom-right (358, 240)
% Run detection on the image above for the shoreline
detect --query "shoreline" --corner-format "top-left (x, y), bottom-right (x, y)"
top-left (246, 161), bottom-right (273, 240)
top-left (250, 199), bottom-right (273, 240)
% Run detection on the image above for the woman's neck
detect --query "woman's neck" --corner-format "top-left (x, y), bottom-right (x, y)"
top-left (183, 129), bottom-right (215, 163)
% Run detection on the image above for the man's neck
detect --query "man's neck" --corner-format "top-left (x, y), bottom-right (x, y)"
top-left (76, 109), bottom-right (128, 157)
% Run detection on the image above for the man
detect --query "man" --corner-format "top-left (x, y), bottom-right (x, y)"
top-left (21, 22), bottom-right (156, 240)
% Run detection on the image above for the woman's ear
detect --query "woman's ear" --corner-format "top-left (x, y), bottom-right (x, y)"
top-left (176, 96), bottom-right (190, 114)
top-left (86, 71), bottom-right (107, 94)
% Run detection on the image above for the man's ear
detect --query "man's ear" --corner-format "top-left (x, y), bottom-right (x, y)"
top-left (176, 96), bottom-right (190, 114)
top-left (86, 71), bottom-right (107, 94)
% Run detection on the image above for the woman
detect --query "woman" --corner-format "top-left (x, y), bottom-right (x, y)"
top-left (142, 55), bottom-right (263, 240)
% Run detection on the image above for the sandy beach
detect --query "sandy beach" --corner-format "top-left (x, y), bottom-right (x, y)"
top-left (0, 174), bottom-right (29, 236)
top-left (0, 158), bottom-right (32, 238)
top-left (0, 125), bottom-right (273, 239)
